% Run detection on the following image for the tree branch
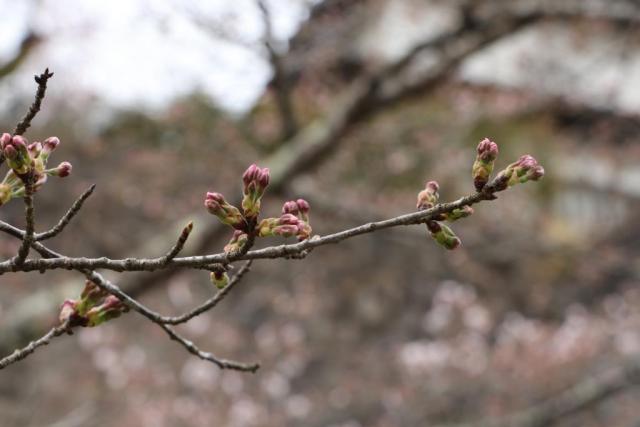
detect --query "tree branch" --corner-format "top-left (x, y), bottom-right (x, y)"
top-left (0, 182), bottom-right (501, 274)
top-left (0, 319), bottom-right (70, 370)
top-left (36, 184), bottom-right (96, 241)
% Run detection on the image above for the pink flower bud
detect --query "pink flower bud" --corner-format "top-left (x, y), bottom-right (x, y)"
top-left (28, 142), bottom-right (42, 158)
top-left (242, 164), bottom-right (259, 187)
top-left (204, 192), bottom-right (226, 214)
top-left (0, 133), bottom-right (11, 148)
top-left (59, 299), bottom-right (78, 324)
top-left (527, 164), bottom-right (545, 181)
top-left (241, 164), bottom-right (270, 218)
top-left (417, 180), bottom-right (440, 210)
top-left (42, 136), bottom-right (60, 153)
top-left (279, 213), bottom-right (300, 226)
top-left (257, 167), bottom-right (270, 189)
top-left (51, 161), bottom-right (72, 177)
top-left (11, 135), bottom-right (27, 151)
top-left (477, 138), bottom-right (499, 162)
top-left (273, 224), bottom-right (299, 237)
top-left (296, 199), bottom-right (310, 213)
top-left (3, 144), bottom-right (17, 160)
top-left (282, 200), bottom-right (299, 215)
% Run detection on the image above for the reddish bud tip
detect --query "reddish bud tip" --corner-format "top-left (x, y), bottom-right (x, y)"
top-left (426, 181), bottom-right (439, 193)
top-left (3, 144), bottom-right (17, 160)
top-left (257, 168), bottom-right (270, 188)
top-left (279, 213), bottom-right (300, 226)
top-left (296, 199), bottom-right (310, 214)
top-left (0, 133), bottom-right (11, 148)
top-left (11, 135), bottom-right (27, 150)
top-left (477, 138), bottom-right (499, 161)
top-left (282, 200), bottom-right (299, 215)
top-left (242, 164), bottom-right (259, 186)
top-left (57, 161), bottom-right (72, 177)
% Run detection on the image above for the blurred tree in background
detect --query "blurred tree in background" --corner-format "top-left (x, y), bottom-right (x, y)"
top-left (1, 0), bottom-right (640, 426)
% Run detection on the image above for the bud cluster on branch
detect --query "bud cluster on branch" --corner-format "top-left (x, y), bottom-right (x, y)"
top-left (0, 133), bottom-right (71, 205)
top-left (0, 70), bottom-right (544, 374)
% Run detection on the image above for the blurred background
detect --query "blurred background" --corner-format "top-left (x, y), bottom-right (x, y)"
top-left (1, 0), bottom-right (640, 426)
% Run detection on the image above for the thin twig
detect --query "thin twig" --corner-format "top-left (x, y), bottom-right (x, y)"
top-left (0, 319), bottom-right (70, 369)
top-left (0, 184), bottom-right (497, 274)
top-left (158, 323), bottom-right (260, 372)
top-left (160, 221), bottom-right (194, 264)
top-left (0, 221), bottom-right (258, 369)
top-left (160, 260), bottom-right (252, 325)
top-left (13, 68), bottom-right (54, 136)
top-left (12, 179), bottom-right (35, 266)
top-left (36, 184), bottom-right (96, 241)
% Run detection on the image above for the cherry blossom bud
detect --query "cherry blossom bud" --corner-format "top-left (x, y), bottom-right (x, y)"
top-left (28, 142), bottom-right (42, 158)
top-left (86, 295), bottom-right (129, 327)
top-left (46, 161), bottom-right (72, 177)
top-left (296, 199), bottom-right (310, 222)
top-left (210, 271), bottom-right (229, 289)
top-left (224, 230), bottom-right (249, 254)
top-left (282, 200), bottom-right (299, 216)
top-left (59, 299), bottom-right (78, 324)
top-left (472, 138), bottom-right (499, 191)
top-left (417, 181), bottom-right (439, 210)
top-left (77, 280), bottom-right (107, 314)
top-left (444, 206), bottom-right (474, 222)
top-left (4, 135), bottom-right (32, 175)
top-left (501, 154), bottom-right (545, 187)
top-left (42, 136), bottom-right (60, 157)
top-left (241, 164), bottom-right (270, 219)
top-left (0, 133), bottom-right (11, 148)
top-left (428, 221), bottom-right (461, 250)
top-left (205, 192), bottom-right (245, 229)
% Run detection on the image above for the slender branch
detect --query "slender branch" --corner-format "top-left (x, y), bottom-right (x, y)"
top-left (13, 68), bottom-right (54, 136)
top-left (0, 227), bottom-right (259, 370)
top-left (0, 220), bottom-right (252, 324)
top-left (158, 323), bottom-right (260, 372)
top-left (160, 260), bottom-right (252, 325)
top-left (36, 184), bottom-right (96, 241)
top-left (0, 319), bottom-right (70, 370)
top-left (11, 179), bottom-right (35, 266)
top-left (160, 221), bottom-right (194, 264)
top-left (0, 184), bottom-right (498, 274)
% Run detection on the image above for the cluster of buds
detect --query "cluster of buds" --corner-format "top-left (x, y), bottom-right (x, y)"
top-left (494, 154), bottom-right (545, 190)
top-left (416, 138), bottom-right (544, 250)
top-left (241, 164), bottom-right (270, 219)
top-left (58, 280), bottom-right (129, 328)
top-left (0, 133), bottom-right (72, 206)
top-left (471, 138), bottom-right (544, 192)
top-left (205, 192), bottom-right (245, 229)
top-left (205, 164), bottom-right (313, 256)
top-left (257, 206), bottom-right (312, 240)
top-left (471, 138), bottom-right (499, 192)
top-left (257, 198), bottom-right (312, 241)
top-left (416, 181), bottom-right (440, 210)
top-left (416, 180), bottom-right (467, 250)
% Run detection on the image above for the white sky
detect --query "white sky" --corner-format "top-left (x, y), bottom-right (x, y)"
top-left (1, 0), bottom-right (638, 117)
top-left (0, 0), bottom-right (313, 114)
